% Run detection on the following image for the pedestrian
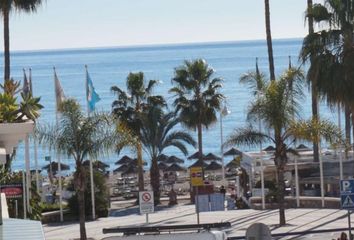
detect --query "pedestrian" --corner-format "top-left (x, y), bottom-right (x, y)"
top-left (220, 185), bottom-right (226, 196)
top-left (230, 187), bottom-right (236, 199)
top-left (338, 232), bottom-right (348, 240)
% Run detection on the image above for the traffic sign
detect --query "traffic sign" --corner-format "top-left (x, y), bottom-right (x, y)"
top-left (139, 191), bottom-right (154, 214)
top-left (190, 167), bottom-right (204, 186)
top-left (340, 180), bottom-right (354, 210)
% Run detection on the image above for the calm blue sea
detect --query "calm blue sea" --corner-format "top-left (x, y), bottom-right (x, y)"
top-left (5, 38), bottom-right (338, 172)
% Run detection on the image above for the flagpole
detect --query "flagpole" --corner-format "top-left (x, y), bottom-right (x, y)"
top-left (30, 68), bottom-right (40, 196)
top-left (54, 67), bottom-right (64, 222)
top-left (86, 65), bottom-right (96, 220)
top-left (22, 68), bottom-right (31, 216)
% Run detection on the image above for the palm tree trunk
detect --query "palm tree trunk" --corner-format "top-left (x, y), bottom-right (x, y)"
top-left (345, 105), bottom-right (351, 149)
top-left (3, 10), bottom-right (10, 81)
top-left (75, 165), bottom-right (87, 240)
top-left (351, 106), bottom-right (354, 151)
top-left (197, 123), bottom-right (204, 173)
top-left (78, 189), bottom-right (87, 240)
top-left (137, 142), bottom-right (145, 191)
top-left (264, 0), bottom-right (276, 81)
top-left (307, 0), bottom-right (319, 162)
top-left (276, 163), bottom-right (286, 226)
top-left (150, 156), bottom-right (160, 205)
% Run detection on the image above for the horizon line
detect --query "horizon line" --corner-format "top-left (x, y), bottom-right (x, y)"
top-left (10, 37), bottom-right (303, 54)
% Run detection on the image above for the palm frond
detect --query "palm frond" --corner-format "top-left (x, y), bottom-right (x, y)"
top-left (224, 126), bottom-right (272, 148)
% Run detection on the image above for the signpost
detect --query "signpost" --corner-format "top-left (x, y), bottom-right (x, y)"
top-left (340, 180), bottom-right (354, 239)
top-left (1, 184), bottom-right (23, 220)
top-left (190, 167), bottom-right (204, 224)
top-left (139, 191), bottom-right (154, 224)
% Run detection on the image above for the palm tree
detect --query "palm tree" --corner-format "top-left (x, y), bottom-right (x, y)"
top-left (111, 72), bottom-right (164, 191)
top-left (305, 0), bottom-right (320, 162)
top-left (300, 0), bottom-right (354, 148)
top-left (140, 107), bottom-right (196, 204)
top-left (264, 0), bottom-right (276, 81)
top-left (226, 68), bottom-right (341, 226)
top-left (0, 0), bottom-right (43, 81)
top-left (37, 99), bottom-right (118, 240)
top-left (170, 59), bottom-right (224, 172)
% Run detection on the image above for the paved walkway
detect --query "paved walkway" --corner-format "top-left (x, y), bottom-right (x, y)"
top-left (43, 204), bottom-right (352, 240)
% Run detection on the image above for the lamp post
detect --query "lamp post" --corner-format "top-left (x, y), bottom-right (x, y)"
top-left (338, 104), bottom-right (343, 180)
top-left (259, 121), bottom-right (265, 210)
top-left (220, 105), bottom-right (230, 181)
top-left (256, 90), bottom-right (265, 209)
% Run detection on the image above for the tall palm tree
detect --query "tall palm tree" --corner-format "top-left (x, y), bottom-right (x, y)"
top-left (300, 0), bottom-right (354, 148)
top-left (169, 59), bottom-right (224, 172)
top-left (226, 68), bottom-right (340, 226)
top-left (111, 72), bottom-right (164, 191)
top-left (305, 0), bottom-right (320, 162)
top-left (264, 0), bottom-right (276, 81)
top-left (140, 107), bottom-right (196, 204)
top-left (0, 0), bottom-right (43, 81)
top-left (37, 99), bottom-right (118, 240)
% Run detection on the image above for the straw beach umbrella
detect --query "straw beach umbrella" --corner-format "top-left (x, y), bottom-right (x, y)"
top-left (165, 163), bottom-right (186, 172)
top-left (204, 153), bottom-right (221, 161)
top-left (115, 155), bottom-right (134, 165)
top-left (42, 161), bottom-right (70, 175)
top-left (166, 156), bottom-right (184, 164)
top-left (224, 147), bottom-right (242, 156)
top-left (188, 151), bottom-right (206, 160)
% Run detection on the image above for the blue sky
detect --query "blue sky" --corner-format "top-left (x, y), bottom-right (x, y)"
top-left (4, 0), bottom-right (321, 51)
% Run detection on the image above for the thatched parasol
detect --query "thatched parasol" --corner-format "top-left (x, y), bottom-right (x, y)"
top-left (223, 147), bottom-right (242, 156)
top-left (165, 156), bottom-right (184, 164)
top-left (204, 153), bottom-right (221, 161)
top-left (157, 154), bottom-right (169, 162)
top-left (188, 160), bottom-right (209, 168)
top-left (115, 155), bottom-right (134, 165)
top-left (158, 162), bottom-right (168, 170)
top-left (263, 145), bottom-right (275, 151)
top-left (42, 162), bottom-right (70, 175)
top-left (113, 164), bottom-right (129, 173)
top-left (187, 151), bottom-right (206, 160)
top-left (83, 160), bottom-right (109, 170)
top-left (165, 163), bottom-right (186, 172)
top-left (205, 161), bottom-right (222, 171)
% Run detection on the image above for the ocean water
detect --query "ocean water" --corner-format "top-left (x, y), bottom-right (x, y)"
top-left (4, 38), bottom-right (338, 172)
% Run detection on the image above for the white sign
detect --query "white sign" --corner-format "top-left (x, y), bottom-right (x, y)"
top-left (139, 191), bottom-right (154, 214)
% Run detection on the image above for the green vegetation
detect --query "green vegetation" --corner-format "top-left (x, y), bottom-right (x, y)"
top-left (226, 67), bottom-right (342, 226)
top-left (0, 78), bottom-right (43, 124)
top-left (140, 109), bottom-right (196, 204)
top-left (37, 99), bottom-right (120, 240)
top-left (111, 72), bottom-right (164, 191)
top-left (68, 168), bottom-right (109, 218)
top-left (170, 59), bottom-right (224, 171)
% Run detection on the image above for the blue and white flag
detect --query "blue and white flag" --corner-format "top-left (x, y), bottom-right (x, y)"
top-left (86, 66), bottom-right (101, 113)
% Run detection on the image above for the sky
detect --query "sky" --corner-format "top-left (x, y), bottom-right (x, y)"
top-left (1, 0), bottom-right (323, 51)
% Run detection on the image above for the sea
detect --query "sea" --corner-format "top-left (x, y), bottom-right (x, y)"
top-left (4, 38), bottom-right (339, 173)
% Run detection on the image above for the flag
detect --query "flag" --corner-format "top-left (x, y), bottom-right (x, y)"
top-left (23, 69), bottom-right (31, 95)
top-left (86, 66), bottom-right (101, 113)
top-left (29, 68), bottom-right (33, 94)
top-left (54, 68), bottom-right (65, 111)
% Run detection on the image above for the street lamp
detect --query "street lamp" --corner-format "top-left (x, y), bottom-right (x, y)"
top-left (220, 105), bottom-right (230, 181)
top-left (256, 90), bottom-right (266, 210)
